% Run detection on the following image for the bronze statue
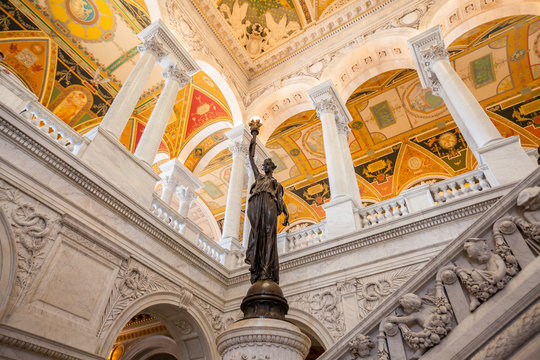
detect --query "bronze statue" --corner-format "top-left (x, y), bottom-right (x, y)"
top-left (245, 119), bottom-right (289, 284)
top-left (240, 119), bottom-right (290, 320)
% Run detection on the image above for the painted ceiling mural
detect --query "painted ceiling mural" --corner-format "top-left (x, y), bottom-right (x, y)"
top-left (1, 2), bottom-right (539, 239)
top-left (0, 0), bottom-right (233, 164)
top-left (196, 15), bottom-right (540, 235)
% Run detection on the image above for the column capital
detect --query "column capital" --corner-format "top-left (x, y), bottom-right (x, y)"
top-left (138, 19), bottom-right (199, 76)
top-left (307, 80), bottom-right (352, 125)
top-left (229, 142), bottom-right (249, 159)
top-left (162, 65), bottom-right (190, 86)
top-left (336, 121), bottom-right (351, 136)
top-left (137, 38), bottom-right (167, 60)
top-left (176, 185), bottom-right (198, 203)
top-left (408, 26), bottom-right (449, 95)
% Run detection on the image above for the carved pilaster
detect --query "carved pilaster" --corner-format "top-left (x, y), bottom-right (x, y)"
top-left (407, 26), bottom-right (448, 96)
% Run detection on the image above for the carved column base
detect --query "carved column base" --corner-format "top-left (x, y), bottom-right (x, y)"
top-left (241, 280), bottom-right (289, 320)
top-left (216, 318), bottom-right (311, 360)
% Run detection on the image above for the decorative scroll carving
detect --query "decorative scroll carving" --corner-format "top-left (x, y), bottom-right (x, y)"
top-left (516, 186), bottom-right (540, 255)
top-left (175, 320), bottom-right (193, 335)
top-left (0, 179), bottom-right (58, 311)
top-left (98, 260), bottom-right (190, 337)
top-left (356, 265), bottom-right (423, 319)
top-left (289, 286), bottom-right (345, 339)
top-left (193, 297), bottom-right (225, 335)
top-left (313, 98), bottom-right (339, 120)
top-left (384, 269), bottom-right (453, 360)
top-left (349, 333), bottom-right (374, 359)
top-left (453, 236), bottom-right (518, 311)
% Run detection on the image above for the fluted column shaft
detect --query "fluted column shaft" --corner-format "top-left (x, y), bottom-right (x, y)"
top-left (221, 144), bottom-right (248, 246)
top-left (100, 39), bottom-right (166, 139)
top-left (135, 65), bottom-right (188, 164)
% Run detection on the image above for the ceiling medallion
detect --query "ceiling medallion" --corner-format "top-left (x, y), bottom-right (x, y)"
top-left (49, 0), bottom-right (115, 41)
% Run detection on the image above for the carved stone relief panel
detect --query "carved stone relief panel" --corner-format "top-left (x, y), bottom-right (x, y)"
top-left (0, 178), bottom-right (60, 317)
top-left (192, 296), bottom-right (227, 337)
top-left (98, 259), bottom-right (191, 337)
top-left (288, 284), bottom-right (345, 340)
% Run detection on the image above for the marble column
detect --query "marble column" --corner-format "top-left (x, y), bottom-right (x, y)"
top-left (308, 81), bottom-right (361, 238)
top-left (408, 26), bottom-right (535, 185)
top-left (337, 122), bottom-right (362, 207)
top-left (220, 126), bottom-right (250, 250)
top-left (176, 185), bottom-right (197, 217)
top-left (135, 65), bottom-right (189, 165)
top-left (100, 38), bottom-right (166, 139)
top-left (160, 175), bottom-right (177, 204)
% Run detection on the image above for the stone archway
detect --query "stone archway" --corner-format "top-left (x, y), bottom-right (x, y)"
top-left (99, 293), bottom-right (219, 360)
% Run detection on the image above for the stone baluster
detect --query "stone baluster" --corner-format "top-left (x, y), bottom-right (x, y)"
top-left (408, 26), bottom-right (535, 186)
top-left (100, 38), bottom-right (166, 139)
top-left (135, 65), bottom-right (190, 165)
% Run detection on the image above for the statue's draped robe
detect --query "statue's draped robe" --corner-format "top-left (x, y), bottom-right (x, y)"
top-left (245, 174), bottom-right (285, 284)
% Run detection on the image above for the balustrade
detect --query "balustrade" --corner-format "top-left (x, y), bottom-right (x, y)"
top-left (21, 102), bottom-right (88, 154)
top-left (152, 195), bottom-right (226, 265)
top-left (430, 168), bottom-right (490, 204)
top-left (359, 197), bottom-right (409, 227)
top-left (278, 221), bottom-right (327, 253)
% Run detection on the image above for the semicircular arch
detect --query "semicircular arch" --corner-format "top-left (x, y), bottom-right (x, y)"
top-left (286, 308), bottom-right (334, 350)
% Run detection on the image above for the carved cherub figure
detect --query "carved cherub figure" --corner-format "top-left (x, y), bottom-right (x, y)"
top-left (349, 334), bottom-right (374, 359)
top-left (385, 272), bottom-right (452, 360)
top-left (455, 238), bottom-right (508, 311)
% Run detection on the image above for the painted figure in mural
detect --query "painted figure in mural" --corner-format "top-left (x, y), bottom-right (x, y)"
top-left (245, 119), bottom-right (289, 284)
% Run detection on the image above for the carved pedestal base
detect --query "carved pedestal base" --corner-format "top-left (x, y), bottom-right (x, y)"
top-left (216, 318), bottom-right (311, 360)
top-left (241, 280), bottom-right (289, 320)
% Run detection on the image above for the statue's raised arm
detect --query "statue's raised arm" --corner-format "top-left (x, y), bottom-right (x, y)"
top-left (248, 119), bottom-right (261, 179)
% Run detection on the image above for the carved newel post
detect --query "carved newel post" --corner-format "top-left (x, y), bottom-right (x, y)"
top-left (216, 120), bottom-right (311, 360)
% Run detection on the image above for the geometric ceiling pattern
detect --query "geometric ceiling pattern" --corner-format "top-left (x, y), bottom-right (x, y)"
top-left (1, 0), bottom-right (539, 238)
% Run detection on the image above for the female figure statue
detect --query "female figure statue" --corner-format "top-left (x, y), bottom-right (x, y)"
top-left (245, 120), bottom-right (289, 284)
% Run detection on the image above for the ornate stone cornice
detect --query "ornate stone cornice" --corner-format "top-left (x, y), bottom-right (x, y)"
top-left (0, 105), bottom-right (229, 285)
top-left (139, 19), bottom-right (200, 76)
top-left (308, 80), bottom-right (353, 126)
top-left (162, 65), bottom-right (190, 86)
top-left (408, 25), bottom-right (449, 95)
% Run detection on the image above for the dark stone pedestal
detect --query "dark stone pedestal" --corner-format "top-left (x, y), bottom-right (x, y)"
top-left (240, 280), bottom-right (289, 320)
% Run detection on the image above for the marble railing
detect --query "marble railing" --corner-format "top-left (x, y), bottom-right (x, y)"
top-left (318, 168), bottom-right (540, 360)
top-left (359, 196), bottom-right (409, 227)
top-left (430, 168), bottom-right (490, 204)
top-left (20, 101), bottom-right (89, 155)
top-left (151, 195), bottom-right (226, 265)
top-left (277, 221), bottom-right (327, 253)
